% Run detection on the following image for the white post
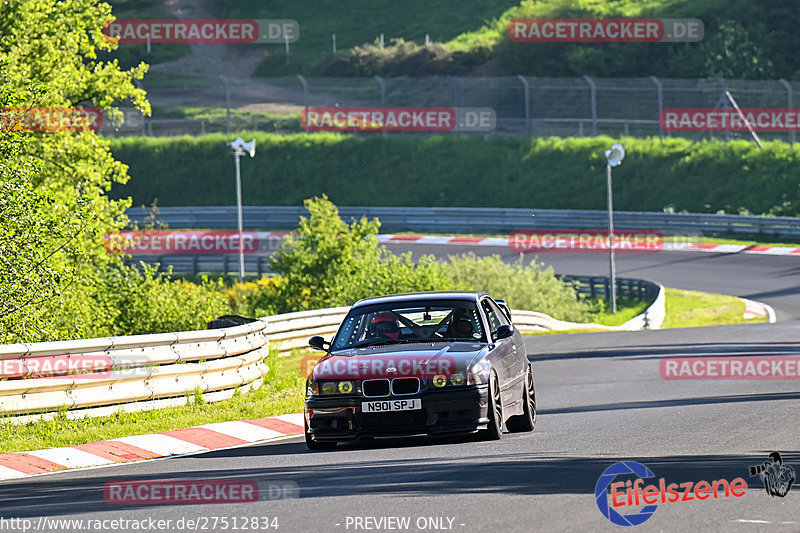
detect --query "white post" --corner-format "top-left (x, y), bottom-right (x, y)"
top-left (607, 163), bottom-right (617, 314)
top-left (234, 152), bottom-right (245, 281)
top-left (332, 33), bottom-right (336, 53)
top-left (380, 33), bottom-right (384, 48)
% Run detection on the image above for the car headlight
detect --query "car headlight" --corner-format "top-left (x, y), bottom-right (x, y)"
top-left (309, 380), bottom-right (356, 396)
top-left (430, 373), bottom-right (466, 387)
top-left (467, 359), bottom-right (492, 385)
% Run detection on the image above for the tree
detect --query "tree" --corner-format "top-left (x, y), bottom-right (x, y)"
top-left (0, 0), bottom-right (151, 339)
top-left (269, 196), bottom-right (453, 312)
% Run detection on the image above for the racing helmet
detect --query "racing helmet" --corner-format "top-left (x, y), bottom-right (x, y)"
top-left (369, 312), bottom-right (400, 340)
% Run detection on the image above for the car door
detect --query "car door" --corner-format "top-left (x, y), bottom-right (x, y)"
top-left (480, 298), bottom-right (517, 409)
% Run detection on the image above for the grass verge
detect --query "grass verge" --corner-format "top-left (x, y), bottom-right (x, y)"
top-left (662, 288), bottom-right (767, 328)
top-left (529, 288), bottom-right (767, 335)
top-left (0, 348), bottom-right (318, 454)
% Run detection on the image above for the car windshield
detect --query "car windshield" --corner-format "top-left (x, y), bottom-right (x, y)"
top-left (331, 300), bottom-right (486, 350)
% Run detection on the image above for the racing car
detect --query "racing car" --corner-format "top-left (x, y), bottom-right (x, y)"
top-left (304, 291), bottom-right (536, 449)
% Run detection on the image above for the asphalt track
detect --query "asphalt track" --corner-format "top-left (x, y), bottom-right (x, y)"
top-left (2, 246), bottom-right (798, 533)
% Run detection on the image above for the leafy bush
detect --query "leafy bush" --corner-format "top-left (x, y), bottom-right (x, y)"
top-left (443, 253), bottom-right (597, 321)
top-left (111, 133), bottom-right (800, 217)
top-left (227, 197), bottom-right (599, 320)
top-left (266, 196), bottom-right (455, 312)
top-left (228, 276), bottom-right (287, 317)
top-left (99, 264), bottom-right (229, 336)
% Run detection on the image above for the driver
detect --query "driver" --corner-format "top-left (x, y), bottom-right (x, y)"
top-left (369, 312), bottom-right (400, 340)
top-left (448, 308), bottom-right (475, 339)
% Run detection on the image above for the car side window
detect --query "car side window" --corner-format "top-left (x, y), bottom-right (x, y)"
top-left (487, 299), bottom-right (511, 326)
top-left (481, 300), bottom-right (503, 341)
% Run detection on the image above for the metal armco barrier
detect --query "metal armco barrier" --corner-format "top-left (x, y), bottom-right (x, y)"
top-left (0, 279), bottom-right (660, 420)
top-left (126, 206), bottom-right (800, 236)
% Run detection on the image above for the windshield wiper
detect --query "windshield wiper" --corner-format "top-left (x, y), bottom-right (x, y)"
top-left (351, 338), bottom-right (428, 348)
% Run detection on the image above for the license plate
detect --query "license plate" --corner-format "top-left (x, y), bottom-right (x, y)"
top-left (362, 399), bottom-right (422, 413)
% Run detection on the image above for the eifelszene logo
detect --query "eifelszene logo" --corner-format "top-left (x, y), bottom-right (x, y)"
top-left (749, 452), bottom-right (795, 498)
top-left (595, 461), bottom-right (747, 527)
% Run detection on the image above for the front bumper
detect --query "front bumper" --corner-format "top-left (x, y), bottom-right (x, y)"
top-left (304, 385), bottom-right (489, 442)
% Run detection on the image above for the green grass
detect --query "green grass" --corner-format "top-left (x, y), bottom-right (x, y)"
top-left (207, 0), bottom-right (520, 75)
top-left (0, 348), bottom-right (318, 453)
top-left (585, 296), bottom-right (650, 326)
top-left (662, 288), bottom-right (767, 328)
top-left (530, 287), bottom-right (768, 335)
top-left (103, 0), bottom-right (190, 69)
top-left (310, 0), bottom-right (800, 79)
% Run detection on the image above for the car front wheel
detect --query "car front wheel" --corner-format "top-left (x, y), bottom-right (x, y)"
top-left (507, 364), bottom-right (536, 433)
top-left (480, 371), bottom-right (503, 440)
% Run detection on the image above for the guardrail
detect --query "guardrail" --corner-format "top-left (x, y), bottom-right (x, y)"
top-left (0, 277), bottom-right (660, 421)
top-left (126, 205), bottom-right (800, 236)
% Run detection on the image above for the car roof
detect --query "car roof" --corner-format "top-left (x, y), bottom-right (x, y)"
top-left (352, 290), bottom-right (487, 309)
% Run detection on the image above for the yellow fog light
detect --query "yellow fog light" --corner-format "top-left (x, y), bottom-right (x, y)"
top-left (432, 375), bottom-right (447, 388)
top-left (338, 381), bottom-right (353, 394)
top-left (450, 373), bottom-right (465, 386)
top-left (321, 382), bottom-right (337, 395)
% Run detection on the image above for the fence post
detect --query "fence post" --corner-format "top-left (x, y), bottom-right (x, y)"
top-left (715, 77), bottom-right (730, 142)
top-left (374, 75), bottom-right (387, 108)
top-left (780, 79), bottom-right (794, 146)
top-left (219, 75), bottom-right (231, 134)
top-left (649, 75), bottom-right (664, 138)
top-left (516, 75), bottom-right (531, 137)
top-left (296, 75), bottom-right (309, 110)
top-left (448, 76), bottom-right (460, 138)
top-left (582, 75), bottom-right (598, 136)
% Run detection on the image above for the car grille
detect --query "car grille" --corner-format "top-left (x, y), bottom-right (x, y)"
top-left (391, 377), bottom-right (420, 395)
top-left (362, 379), bottom-right (390, 397)
top-left (362, 378), bottom-right (421, 397)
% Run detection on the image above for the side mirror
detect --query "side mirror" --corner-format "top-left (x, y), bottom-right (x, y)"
top-left (308, 336), bottom-right (329, 351)
top-left (494, 324), bottom-right (514, 341)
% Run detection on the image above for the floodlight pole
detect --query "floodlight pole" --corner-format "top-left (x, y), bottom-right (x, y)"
top-left (606, 163), bottom-right (617, 314)
top-left (233, 150), bottom-right (245, 282)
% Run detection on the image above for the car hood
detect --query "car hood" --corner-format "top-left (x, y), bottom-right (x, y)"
top-left (312, 342), bottom-right (488, 380)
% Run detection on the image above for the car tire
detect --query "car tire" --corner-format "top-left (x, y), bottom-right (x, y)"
top-left (305, 420), bottom-right (337, 451)
top-left (507, 364), bottom-right (536, 433)
top-left (480, 371), bottom-right (503, 440)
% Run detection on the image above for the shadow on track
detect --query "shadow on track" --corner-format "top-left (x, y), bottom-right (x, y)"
top-left (3, 449), bottom-right (797, 517)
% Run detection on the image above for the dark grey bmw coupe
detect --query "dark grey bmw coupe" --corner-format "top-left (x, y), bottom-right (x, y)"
top-left (304, 291), bottom-right (536, 450)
